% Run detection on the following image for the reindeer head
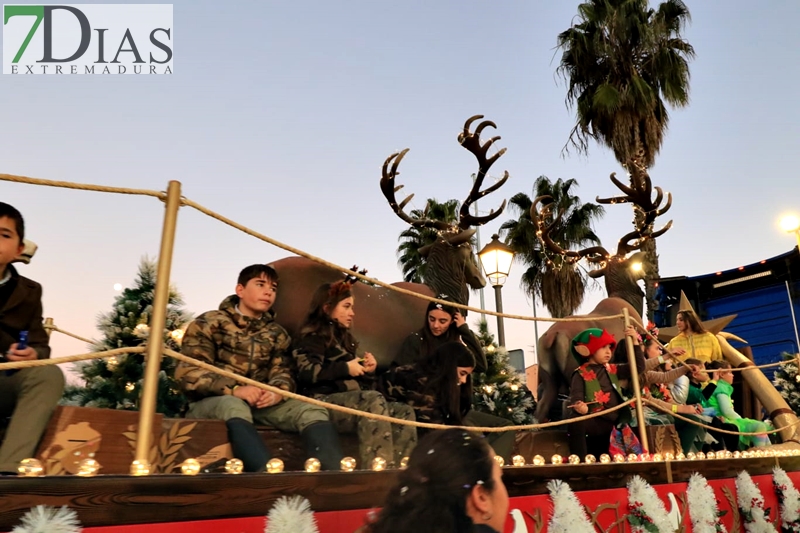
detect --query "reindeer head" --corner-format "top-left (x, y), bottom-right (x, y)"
top-left (530, 168), bottom-right (672, 316)
top-left (381, 115), bottom-right (509, 305)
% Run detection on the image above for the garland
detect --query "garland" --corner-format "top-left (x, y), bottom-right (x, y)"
top-left (737, 470), bottom-right (777, 533)
top-left (11, 506), bottom-right (82, 533)
top-left (547, 479), bottom-right (596, 533)
top-left (687, 472), bottom-right (728, 533)
top-left (774, 467), bottom-right (800, 533)
top-left (627, 475), bottom-right (673, 533)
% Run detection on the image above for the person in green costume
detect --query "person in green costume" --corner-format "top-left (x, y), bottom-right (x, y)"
top-left (706, 361), bottom-right (770, 449)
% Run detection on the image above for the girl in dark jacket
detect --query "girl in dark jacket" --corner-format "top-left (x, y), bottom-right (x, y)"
top-left (380, 341), bottom-right (475, 436)
top-left (293, 279), bottom-right (417, 468)
top-left (393, 299), bottom-right (516, 460)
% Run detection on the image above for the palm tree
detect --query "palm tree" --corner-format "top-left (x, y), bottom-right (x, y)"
top-left (500, 176), bottom-right (604, 317)
top-left (396, 198), bottom-right (459, 283)
top-left (556, 0), bottom-right (694, 319)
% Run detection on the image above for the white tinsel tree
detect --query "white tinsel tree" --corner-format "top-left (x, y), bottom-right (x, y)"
top-left (12, 506), bottom-right (82, 533)
top-left (772, 353), bottom-right (800, 415)
top-left (471, 318), bottom-right (535, 424)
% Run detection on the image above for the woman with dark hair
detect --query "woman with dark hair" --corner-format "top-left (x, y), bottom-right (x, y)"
top-left (379, 342), bottom-right (475, 435)
top-left (293, 280), bottom-right (417, 468)
top-left (392, 299), bottom-right (515, 460)
top-left (364, 428), bottom-right (509, 533)
top-left (395, 299), bottom-right (486, 372)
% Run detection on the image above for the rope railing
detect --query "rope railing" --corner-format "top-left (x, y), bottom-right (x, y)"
top-left (627, 317), bottom-right (797, 373)
top-left (3, 173), bottom-right (797, 451)
top-left (5, 322), bottom-right (797, 439)
top-left (0, 172), bottom-right (620, 324)
top-left (0, 337), bottom-right (631, 433)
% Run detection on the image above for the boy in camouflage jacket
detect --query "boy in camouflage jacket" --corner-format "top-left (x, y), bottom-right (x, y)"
top-left (176, 264), bottom-right (343, 472)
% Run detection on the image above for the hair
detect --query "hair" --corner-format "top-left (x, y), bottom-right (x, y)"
top-left (685, 358), bottom-right (704, 366)
top-left (237, 264), bottom-right (278, 287)
top-left (677, 309), bottom-right (706, 334)
top-left (418, 299), bottom-right (462, 359)
top-left (364, 428), bottom-right (496, 533)
top-left (298, 281), bottom-right (358, 354)
top-left (0, 202), bottom-right (24, 244)
top-left (418, 342), bottom-right (475, 425)
top-left (708, 360), bottom-right (731, 370)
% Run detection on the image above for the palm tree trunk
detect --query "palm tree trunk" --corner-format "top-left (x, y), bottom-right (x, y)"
top-left (627, 151), bottom-right (659, 321)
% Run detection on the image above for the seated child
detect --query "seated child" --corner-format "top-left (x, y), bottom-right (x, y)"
top-left (705, 361), bottom-right (770, 449)
top-left (379, 341), bottom-right (474, 436)
top-left (567, 327), bottom-right (645, 458)
top-left (0, 202), bottom-right (65, 474)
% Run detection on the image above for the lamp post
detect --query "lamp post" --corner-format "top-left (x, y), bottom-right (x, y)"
top-left (478, 234), bottom-right (515, 347)
top-left (780, 215), bottom-right (800, 249)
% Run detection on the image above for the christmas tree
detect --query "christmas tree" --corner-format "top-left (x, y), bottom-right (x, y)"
top-left (773, 352), bottom-right (800, 415)
top-left (471, 319), bottom-right (535, 424)
top-left (62, 258), bottom-right (193, 417)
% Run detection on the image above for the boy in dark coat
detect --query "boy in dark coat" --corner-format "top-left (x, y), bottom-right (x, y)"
top-left (0, 202), bottom-right (65, 473)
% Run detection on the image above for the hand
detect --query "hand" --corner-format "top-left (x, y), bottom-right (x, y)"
top-left (671, 348), bottom-right (687, 356)
top-left (6, 344), bottom-right (37, 361)
top-left (572, 401), bottom-right (588, 415)
top-left (361, 352), bottom-right (377, 373)
top-left (623, 325), bottom-right (639, 345)
top-left (347, 358), bottom-right (365, 377)
top-left (233, 385), bottom-right (262, 407)
top-left (453, 311), bottom-right (466, 328)
top-left (255, 389), bottom-right (282, 409)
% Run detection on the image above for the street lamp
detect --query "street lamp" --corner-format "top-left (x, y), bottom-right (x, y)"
top-left (478, 234), bottom-right (515, 347)
top-left (780, 214), bottom-right (800, 249)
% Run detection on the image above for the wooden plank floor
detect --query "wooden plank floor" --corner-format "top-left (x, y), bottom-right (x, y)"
top-left (1, 456), bottom-right (797, 529)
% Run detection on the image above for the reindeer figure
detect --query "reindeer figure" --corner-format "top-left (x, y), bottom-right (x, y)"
top-left (271, 115), bottom-right (509, 367)
top-left (381, 114), bottom-right (509, 309)
top-left (531, 169), bottom-right (673, 422)
top-left (530, 169), bottom-right (672, 318)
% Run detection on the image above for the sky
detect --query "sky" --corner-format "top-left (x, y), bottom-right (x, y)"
top-left (2, 1), bottom-right (800, 381)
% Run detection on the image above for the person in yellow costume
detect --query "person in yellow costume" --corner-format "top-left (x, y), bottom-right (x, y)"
top-left (666, 309), bottom-right (722, 363)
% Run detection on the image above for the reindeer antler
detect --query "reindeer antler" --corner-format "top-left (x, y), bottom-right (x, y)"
top-left (381, 149), bottom-right (452, 230)
top-left (380, 115), bottom-right (510, 233)
top-left (530, 195), bottom-right (610, 267)
top-left (595, 170), bottom-right (673, 256)
top-left (457, 115), bottom-right (509, 229)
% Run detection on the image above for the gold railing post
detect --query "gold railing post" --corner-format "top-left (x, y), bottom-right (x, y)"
top-left (623, 308), bottom-right (649, 452)
top-left (135, 180), bottom-right (182, 465)
top-left (43, 317), bottom-right (54, 338)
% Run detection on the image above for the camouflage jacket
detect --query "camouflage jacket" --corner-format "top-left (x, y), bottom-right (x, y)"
top-left (293, 331), bottom-right (375, 397)
top-left (378, 364), bottom-right (471, 428)
top-left (175, 295), bottom-right (293, 402)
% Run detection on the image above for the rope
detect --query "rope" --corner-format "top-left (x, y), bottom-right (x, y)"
top-left (0, 173), bottom-right (164, 199)
top-left (642, 398), bottom-right (799, 437)
top-left (0, 347), bottom-right (146, 368)
top-left (181, 197), bottom-right (624, 324)
top-left (1, 172), bottom-right (622, 324)
top-left (0, 327), bottom-right (630, 432)
top-left (628, 318), bottom-right (792, 373)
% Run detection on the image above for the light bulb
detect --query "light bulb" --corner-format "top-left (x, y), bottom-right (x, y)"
top-left (305, 458), bottom-right (321, 473)
top-left (266, 458), bottom-right (284, 473)
top-left (180, 458), bottom-right (201, 475)
top-left (225, 458), bottom-right (244, 474)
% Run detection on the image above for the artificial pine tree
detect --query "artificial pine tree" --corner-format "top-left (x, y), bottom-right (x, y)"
top-left (470, 319), bottom-right (535, 424)
top-left (773, 352), bottom-right (800, 415)
top-left (62, 258), bottom-right (193, 417)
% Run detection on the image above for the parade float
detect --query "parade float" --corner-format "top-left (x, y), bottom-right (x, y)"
top-left (2, 116), bottom-right (800, 533)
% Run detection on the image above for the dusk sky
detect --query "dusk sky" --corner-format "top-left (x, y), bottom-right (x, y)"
top-left (2, 1), bottom-right (800, 380)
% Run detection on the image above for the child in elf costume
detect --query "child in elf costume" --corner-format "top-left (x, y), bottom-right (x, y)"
top-left (567, 327), bottom-right (645, 458)
top-left (706, 361), bottom-right (771, 449)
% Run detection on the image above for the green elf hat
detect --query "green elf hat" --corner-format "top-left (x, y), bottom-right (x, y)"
top-left (571, 328), bottom-right (617, 363)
